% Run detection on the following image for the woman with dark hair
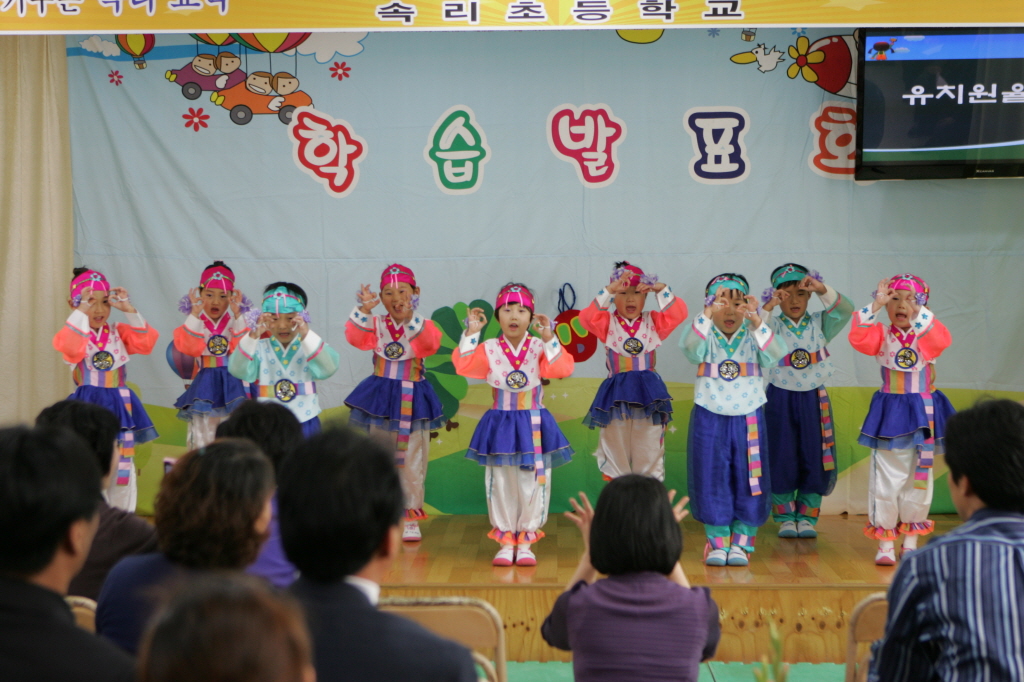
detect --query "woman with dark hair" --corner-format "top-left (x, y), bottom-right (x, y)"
top-left (96, 439), bottom-right (275, 654)
top-left (541, 475), bottom-right (720, 682)
top-left (139, 573), bottom-right (314, 682)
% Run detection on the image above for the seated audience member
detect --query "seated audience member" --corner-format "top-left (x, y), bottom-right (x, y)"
top-left (542, 475), bottom-right (720, 682)
top-left (0, 426), bottom-right (135, 682)
top-left (216, 401), bottom-right (303, 588)
top-left (870, 399), bottom-right (1024, 682)
top-left (36, 400), bottom-right (158, 600)
top-left (277, 428), bottom-right (477, 682)
top-left (139, 573), bottom-right (314, 682)
top-left (96, 439), bottom-right (274, 655)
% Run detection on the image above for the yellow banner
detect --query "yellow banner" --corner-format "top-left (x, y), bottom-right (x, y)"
top-left (1, 0), bottom-right (1022, 33)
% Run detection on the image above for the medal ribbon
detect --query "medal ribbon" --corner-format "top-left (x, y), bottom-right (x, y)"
top-left (746, 413), bottom-right (763, 496)
top-left (531, 409), bottom-right (546, 485)
top-left (818, 386), bottom-right (836, 471)
top-left (614, 312), bottom-right (642, 338)
top-left (498, 336), bottom-right (531, 370)
top-left (384, 316), bottom-right (405, 343)
top-left (914, 395), bottom-right (935, 490)
top-left (201, 312), bottom-right (231, 336)
top-left (90, 324), bottom-right (111, 350)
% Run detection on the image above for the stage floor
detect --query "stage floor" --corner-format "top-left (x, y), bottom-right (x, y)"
top-left (380, 514), bottom-right (961, 663)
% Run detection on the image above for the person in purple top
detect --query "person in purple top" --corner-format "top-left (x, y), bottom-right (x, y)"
top-left (542, 475), bottom-right (720, 682)
top-left (217, 400), bottom-right (303, 589)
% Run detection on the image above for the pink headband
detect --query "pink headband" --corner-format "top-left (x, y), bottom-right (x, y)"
top-left (380, 263), bottom-right (416, 292)
top-left (70, 270), bottom-right (110, 299)
top-left (889, 273), bottom-right (930, 305)
top-left (200, 265), bottom-right (234, 291)
top-left (610, 262), bottom-right (645, 288)
top-left (496, 284), bottom-right (534, 312)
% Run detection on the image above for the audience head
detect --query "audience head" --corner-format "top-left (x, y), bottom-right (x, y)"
top-left (278, 428), bottom-right (403, 582)
top-left (215, 401), bottom-right (302, 475)
top-left (589, 475), bottom-right (682, 576)
top-left (0, 426), bottom-right (102, 583)
top-left (155, 439), bottom-right (275, 570)
top-left (139, 573), bottom-right (313, 682)
top-left (945, 399), bottom-right (1024, 517)
top-left (36, 400), bottom-right (120, 482)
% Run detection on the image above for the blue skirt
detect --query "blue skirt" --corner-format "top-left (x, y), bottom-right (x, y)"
top-left (466, 408), bottom-right (574, 469)
top-left (68, 385), bottom-right (158, 444)
top-left (583, 371), bottom-right (673, 428)
top-left (301, 416), bottom-right (321, 439)
top-left (174, 366), bottom-right (248, 419)
top-left (345, 375), bottom-right (445, 432)
top-left (858, 390), bottom-right (955, 453)
top-left (764, 384), bottom-right (837, 496)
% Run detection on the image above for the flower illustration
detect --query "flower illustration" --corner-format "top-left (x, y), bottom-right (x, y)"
top-left (707, 28), bottom-right (720, 38)
top-left (108, 70), bottom-right (123, 86)
top-left (787, 35), bottom-right (825, 83)
top-left (791, 27), bottom-right (807, 36)
top-left (330, 61), bottom-right (352, 81)
top-left (182, 107), bottom-right (210, 132)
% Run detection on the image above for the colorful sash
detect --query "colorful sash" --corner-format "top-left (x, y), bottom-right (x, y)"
top-left (491, 386), bottom-right (543, 411)
top-left (198, 355), bottom-right (227, 368)
top-left (116, 387), bottom-right (134, 486)
top-left (74, 365), bottom-right (127, 388)
top-left (258, 381), bottom-right (316, 401)
top-left (746, 413), bottom-right (763, 496)
top-left (606, 348), bottom-right (656, 375)
top-left (696, 361), bottom-right (761, 380)
top-left (916, 395), bottom-right (935, 490)
top-left (779, 346), bottom-right (830, 368)
top-left (818, 386), bottom-right (836, 471)
top-left (372, 355), bottom-right (424, 465)
top-left (531, 409), bottom-right (546, 485)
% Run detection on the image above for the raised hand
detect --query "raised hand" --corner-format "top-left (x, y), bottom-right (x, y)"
top-left (636, 281), bottom-right (667, 294)
top-left (668, 490), bottom-right (690, 524)
top-left (229, 289), bottom-right (244, 317)
top-left (465, 307), bottom-right (487, 335)
top-left (761, 288), bottom-right (788, 312)
top-left (358, 284), bottom-right (380, 315)
top-left (189, 287), bottom-right (204, 317)
top-left (565, 492), bottom-right (595, 553)
top-left (871, 279), bottom-right (892, 312)
top-left (293, 316), bottom-right (310, 340)
top-left (109, 287), bottom-right (136, 313)
top-left (76, 286), bottom-right (96, 313)
top-left (250, 312), bottom-right (274, 339)
top-left (533, 313), bottom-right (554, 342)
top-left (606, 272), bottom-right (632, 295)
top-left (798, 275), bottom-right (826, 295)
top-left (741, 294), bottom-right (763, 328)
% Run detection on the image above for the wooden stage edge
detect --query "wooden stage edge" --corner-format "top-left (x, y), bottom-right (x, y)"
top-left (380, 514), bottom-right (961, 664)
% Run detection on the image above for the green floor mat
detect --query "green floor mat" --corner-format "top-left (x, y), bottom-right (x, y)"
top-left (504, 661), bottom-right (845, 681)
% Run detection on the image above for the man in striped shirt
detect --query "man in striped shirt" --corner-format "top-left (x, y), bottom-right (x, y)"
top-left (869, 399), bottom-right (1024, 682)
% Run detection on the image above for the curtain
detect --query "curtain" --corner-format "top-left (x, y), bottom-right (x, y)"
top-left (0, 35), bottom-right (74, 426)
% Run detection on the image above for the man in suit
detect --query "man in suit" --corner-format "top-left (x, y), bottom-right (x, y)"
top-left (36, 400), bottom-right (158, 601)
top-left (0, 425), bottom-right (135, 682)
top-left (278, 427), bottom-right (477, 682)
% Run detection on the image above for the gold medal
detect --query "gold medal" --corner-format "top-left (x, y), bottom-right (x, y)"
top-left (789, 348), bottom-right (811, 369)
top-left (506, 370), bottom-right (529, 390)
top-left (719, 360), bottom-right (740, 381)
top-left (274, 379), bottom-right (298, 402)
top-left (384, 341), bottom-right (404, 360)
top-left (207, 335), bottom-right (229, 356)
top-left (92, 351), bottom-right (115, 371)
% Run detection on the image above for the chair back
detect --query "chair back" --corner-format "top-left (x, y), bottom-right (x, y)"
top-left (380, 596), bottom-right (506, 682)
top-left (65, 595), bottom-right (98, 633)
top-left (845, 592), bottom-right (888, 682)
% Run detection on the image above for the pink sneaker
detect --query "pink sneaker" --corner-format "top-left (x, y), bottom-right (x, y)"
top-left (515, 546), bottom-right (537, 566)
top-left (492, 545), bottom-right (515, 567)
top-left (875, 547), bottom-right (897, 566)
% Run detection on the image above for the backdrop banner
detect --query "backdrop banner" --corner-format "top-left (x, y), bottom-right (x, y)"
top-left (65, 29), bottom-right (1024, 514)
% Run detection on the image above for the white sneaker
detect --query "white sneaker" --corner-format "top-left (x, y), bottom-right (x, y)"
top-left (778, 521), bottom-right (798, 538)
top-left (875, 547), bottom-right (896, 566)
top-left (705, 548), bottom-right (728, 567)
top-left (492, 545), bottom-right (515, 567)
top-left (402, 521), bottom-right (422, 542)
top-left (515, 545), bottom-right (537, 566)
top-left (797, 520), bottom-right (818, 538)
top-left (727, 545), bottom-right (749, 567)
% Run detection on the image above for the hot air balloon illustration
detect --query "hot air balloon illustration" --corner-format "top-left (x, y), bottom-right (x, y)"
top-left (189, 33), bottom-right (237, 48)
top-left (211, 33), bottom-right (314, 126)
top-left (786, 32), bottom-right (859, 99)
top-left (116, 34), bottom-right (156, 70)
top-left (229, 32), bottom-right (310, 54)
top-left (166, 341), bottom-right (196, 386)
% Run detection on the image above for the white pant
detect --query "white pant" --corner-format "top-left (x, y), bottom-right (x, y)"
top-left (868, 447), bottom-right (933, 531)
top-left (187, 413), bottom-right (228, 451)
top-left (486, 459), bottom-right (551, 540)
top-left (105, 464), bottom-right (137, 513)
top-left (593, 419), bottom-right (665, 481)
top-left (369, 425), bottom-right (429, 516)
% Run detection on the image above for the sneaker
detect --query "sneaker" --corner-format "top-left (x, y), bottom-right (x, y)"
top-left (797, 520), bottom-right (818, 538)
top-left (875, 547), bottom-right (897, 566)
top-left (705, 547), bottom-right (728, 567)
top-left (778, 521), bottom-right (798, 538)
top-left (492, 545), bottom-right (515, 567)
top-left (899, 546), bottom-right (916, 560)
top-left (515, 545), bottom-right (537, 566)
top-left (402, 522), bottom-right (422, 542)
top-left (727, 545), bottom-right (750, 567)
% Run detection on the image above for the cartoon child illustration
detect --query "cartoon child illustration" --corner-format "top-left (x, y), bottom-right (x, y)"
top-left (191, 54), bottom-right (217, 76)
top-left (214, 52), bottom-right (245, 89)
top-left (245, 72), bottom-right (274, 96)
top-left (272, 72), bottom-right (300, 96)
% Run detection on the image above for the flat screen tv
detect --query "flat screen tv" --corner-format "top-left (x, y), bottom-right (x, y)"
top-left (856, 28), bottom-right (1024, 180)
